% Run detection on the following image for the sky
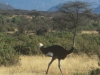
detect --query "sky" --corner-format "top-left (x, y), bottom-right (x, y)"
top-left (0, 0), bottom-right (100, 11)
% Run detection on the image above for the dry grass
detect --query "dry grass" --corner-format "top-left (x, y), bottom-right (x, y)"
top-left (0, 53), bottom-right (99, 75)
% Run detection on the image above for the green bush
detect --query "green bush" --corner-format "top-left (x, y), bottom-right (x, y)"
top-left (0, 31), bottom-right (100, 56)
top-left (0, 48), bottom-right (19, 66)
top-left (89, 68), bottom-right (100, 75)
top-left (36, 27), bottom-right (48, 35)
top-left (0, 34), bottom-right (20, 66)
top-left (14, 34), bottom-right (42, 55)
top-left (11, 16), bottom-right (20, 23)
top-left (14, 45), bottom-right (31, 55)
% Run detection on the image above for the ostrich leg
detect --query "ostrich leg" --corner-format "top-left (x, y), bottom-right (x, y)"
top-left (46, 57), bottom-right (56, 74)
top-left (58, 59), bottom-right (63, 75)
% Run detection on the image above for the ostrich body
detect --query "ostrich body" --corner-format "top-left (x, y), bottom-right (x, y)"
top-left (39, 34), bottom-right (76, 75)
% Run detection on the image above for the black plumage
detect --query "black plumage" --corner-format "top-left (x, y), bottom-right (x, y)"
top-left (40, 45), bottom-right (74, 59)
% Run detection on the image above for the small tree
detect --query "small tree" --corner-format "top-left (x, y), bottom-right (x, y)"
top-left (17, 16), bottom-right (29, 34)
top-left (60, 1), bottom-right (91, 34)
top-left (57, 1), bottom-right (92, 51)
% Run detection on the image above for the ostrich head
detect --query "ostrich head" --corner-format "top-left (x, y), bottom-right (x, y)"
top-left (39, 43), bottom-right (44, 48)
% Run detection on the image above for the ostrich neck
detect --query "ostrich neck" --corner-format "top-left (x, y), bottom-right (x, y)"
top-left (72, 33), bottom-right (76, 48)
top-left (67, 33), bottom-right (76, 54)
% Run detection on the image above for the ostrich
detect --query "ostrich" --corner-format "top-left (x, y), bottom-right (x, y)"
top-left (39, 34), bottom-right (76, 75)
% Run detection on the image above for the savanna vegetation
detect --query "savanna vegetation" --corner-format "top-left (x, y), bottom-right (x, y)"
top-left (0, 1), bottom-right (100, 75)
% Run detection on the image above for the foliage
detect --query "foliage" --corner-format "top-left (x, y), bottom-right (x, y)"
top-left (0, 34), bottom-right (20, 66)
top-left (11, 16), bottom-right (20, 23)
top-left (36, 27), bottom-right (48, 35)
top-left (0, 48), bottom-right (19, 66)
top-left (13, 32), bottom-right (100, 56)
top-left (0, 31), bottom-right (99, 56)
top-left (59, 1), bottom-right (91, 34)
top-left (89, 68), bottom-right (100, 75)
top-left (75, 34), bottom-right (100, 54)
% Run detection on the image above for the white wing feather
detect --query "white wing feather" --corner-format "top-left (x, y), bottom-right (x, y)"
top-left (46, 52), bottom-right (53, 56)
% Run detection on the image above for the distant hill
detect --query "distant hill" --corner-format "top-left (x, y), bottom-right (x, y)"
top-left (0, 3), bottom-right (15, 10)
top-left (48, 2), bottom-right (70, 12)
top-left (47, 2), bottom-right (100, 14)
top-left (93, 5), bottom-right (100, 14)
top-left (47, 3), bottom-right (63, 12)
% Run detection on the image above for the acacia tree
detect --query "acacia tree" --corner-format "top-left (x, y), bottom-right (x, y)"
top-left (56, 1), bottom-right (92, 51)
top-left (60, 1), bottom-right (91, 34)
